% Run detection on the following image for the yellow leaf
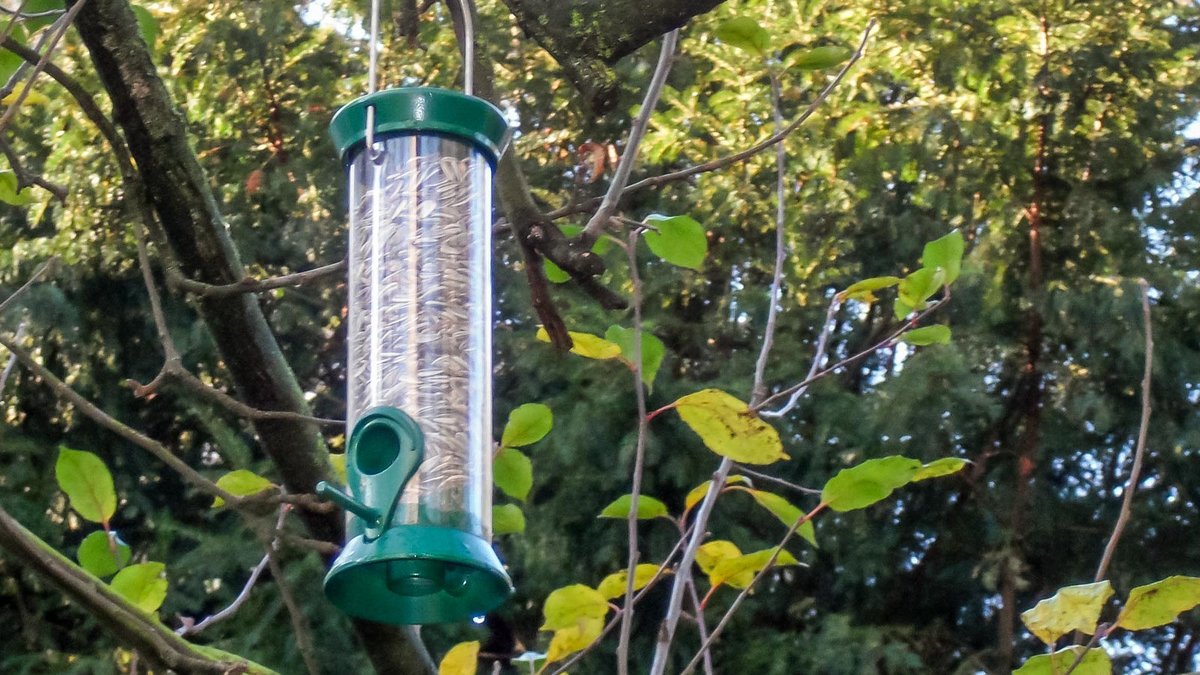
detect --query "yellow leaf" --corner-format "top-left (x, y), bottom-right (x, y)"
top-left (596, 564), bottom-right (668, 600)
top-left (674, 389), bottom-right (787, 465)
top-left (695, 540), bottom-right (742, 575)
top-left (709, 547), bottom-right (799, 589)
top-left (684, 475), bottom-right (751, 511)
top-left (438, 641), bottom-right (479, 675)
top-left (1116, 576), bottom-right (1200, 631)
top-left (329, 454), bottom-right (348, 485)
top-left (1, 90), bottom-right (50, 107)
top-left (545, 616), bottom-right (603, 664)
top-left (540, 584), bottom-right (609, 631)
top-left (1021, 581), bottom-right (1113, 645)
top-left (535, 327), bottom-right (621, 359)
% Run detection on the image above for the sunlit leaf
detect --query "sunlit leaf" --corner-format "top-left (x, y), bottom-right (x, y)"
top-left (77, 531), bottom-right (131, 578)
top-left (598, 494), bottom-right (670, 520)
top-left (839, 276), bottom-right (902, 302)
top-left (696, 540), bottom-right (742, 575)
top-left (913, 457), bottom-right (970, 482)
top-left (55, 447), bottom-right (117, 525)
top-left (605, 325), bottom-right (666, 388)
top-left (438, 641), bottom-right (479, 675)
top-left (684, 474), bottom-right (751, 511)
top-left (922, 230), bottom-right (965, 284)
top-left (110, 562), bottom-right (168, 614)
top-left (131, 5), bottom-right (159, 48)
top-left (540, 584), bottom-right (609, 631)
top-left (730, 487), bottom-right (817, 547)
top-left (545, 616), bottom-right (603, 665)
top-left (1115, 576), bottom-right (1200, 631)
top-left (536, 327), bottom-right (622, 359)
top-left (501, 403), bottom-right (553, 448)
top-left (674, 389), bottom-right (787, 465)
top-left (714, 17), bottom-right (770, 55)
top-left (0, 171), bottom-right (39, 206)
top-left (329, 453), bottom-right (348, 485)
top-left (710, 547), bottom-right (800, 589)
top-left (902, 325), bottom-right (951, 346)
top-left (897, 267), bottom-right (943, 309)
top-left (1013, 646), bottom-right (1111, 675)
top-left (1020, 581), bottom-right (1113, 644)
top-left (493, 503), bottom-right (526, 535)
top-left (596, 563), bottom-right (667, 600)
top-left (786, 45), bottom-right (851, 70)
top-left (821, 456), bottom-right (922, 512)
top-left (494, 448), bottom-right (533, 502)
top-left (643, 214), bottom-right (707, 270)
top-left (212, 469), bottom-right (274, 508)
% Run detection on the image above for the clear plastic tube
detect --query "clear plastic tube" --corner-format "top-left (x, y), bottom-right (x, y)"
top-left (346, 134), bottom-right (493, 537)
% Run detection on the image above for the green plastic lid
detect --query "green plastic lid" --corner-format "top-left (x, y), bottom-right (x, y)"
top-left (329, 87), bottom-right (509, 165)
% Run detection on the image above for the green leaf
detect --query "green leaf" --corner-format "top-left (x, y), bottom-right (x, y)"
top-left (1020, 581), bottom-right (1113, 644)
top-left (493, 503), bottom-right (526, 535)
top-left (643, 214), bottom-right (707, 270)
top-left (922, 230), bottom-right (965, 284)
top-left (0, 171), bottom-right (36, 206)
top-left (1115, 576), bottom-right (1200, 631)
top-left (212, 469), bottom-right (274, 508)
top-left (674, 389), bottom-right (788, 465)
top-left (913, 457), bottom-right (969, 482)
top-left (714, 17), bottom-right (770, 55)
top-left (540, 584), bottom-right (609, 631)
top-left (598, 494), bottom-right (670, 520)
top-left (596, 563), bottom-right (666, 600)
top-left (131, 5), bottom-right (158, 47)
top-left (839, 276), bottom-right (902, 302)
top-left (77, 530), bottom-right (131, 578)
top-left (684, 474), bottom-right (751, 511)
top-left (821, 456), bottom-right (922, 512)
top-left (893, 297), bottom-right (914, 320)
top-left (501, 403), bottom-right (553, 448)
top-left (786, 45), bottom-right (852, 70)
top-left (535, 327), bottom-right (622, 359)
top-left (902, 325), bottom-right (952, 346)
top-left (897, 267), bottom-right (943, 309)
top-left (110, 561), bottom-right (168, 614)
top-left (494, 448), bottom-right (533, 502)
top-left (1013, 647), bottom-right (1112, 675)
top-left (56, 447), bottom-right (117, 525)
top-left (438, 641), bottom-right (479, 675)
top-left (731, 487), bottom-right (817, 547)
top-left (543, 258), bottom-right (570, 283)
top-left (605, 325), bottom-right (666, 388)
top-left (710, 547), bottom-right (800, 589)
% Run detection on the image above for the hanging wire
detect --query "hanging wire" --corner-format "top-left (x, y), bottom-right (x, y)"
top-left (365, 0), bottom-right (381, 160)
top-left (454, 0), bottom-right (474, 96)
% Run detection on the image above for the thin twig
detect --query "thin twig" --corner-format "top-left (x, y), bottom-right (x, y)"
top-left (733, 464), bottom-right (821, 495)
top-left (548, 20), bottom-right (877, 223)
top-left (262, 518), bottom-right (321, 675)
top-left (580, 29), bottom-right (679, 243)
top-left (0, 136), bottom-right (67, 201)
top-left (0, 257), bottom-right (55, 315)
top-left (685, 578), bottom-right (715, 675)
top-left (177, 506), bottom-right (288, 637)
top-left (0, 335), bottom-right (237, 505)
top-left (758, 297), bottom-right (841, 418)
top-left (167, 260), bottom-right (347, 297)
top-left (1093, 278), bottom-right (1153, 582)
top-left (616, 227), bottom-right (651, 675)
top-left (679, 503), bottom-right (829, 675)
top-left (0, 321), bottom-right (25, 391)
top-left (0, 5), bottom-right (64, 18)
top-left (755, 296), bottom-right (948, 415)
top-left (0, 0), bottom-right (90, 137)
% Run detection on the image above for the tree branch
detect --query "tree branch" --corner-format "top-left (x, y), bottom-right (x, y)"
top-left (0, 504), bottom-right (275, 674)
top-left (580, 29), bottom-right (679, 244)
top-left (0, 136), bottom-right (67, 201)
top-left (1092, 278), bottom-right (1153, 582)
top-left (547, 20), bottom-right (877, 223)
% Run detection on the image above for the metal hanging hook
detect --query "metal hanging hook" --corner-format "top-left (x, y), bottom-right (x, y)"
top-left (365, 0), bottom-right (383, 162)
top-left (455, 0), bottom-right (474, 96)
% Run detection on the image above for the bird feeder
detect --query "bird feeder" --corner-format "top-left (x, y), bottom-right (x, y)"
top-left (316, 88), bottom-right (513, 625)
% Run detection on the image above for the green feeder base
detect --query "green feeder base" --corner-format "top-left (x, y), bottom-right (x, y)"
top-left (324, 525), bottom-right (513, 625)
